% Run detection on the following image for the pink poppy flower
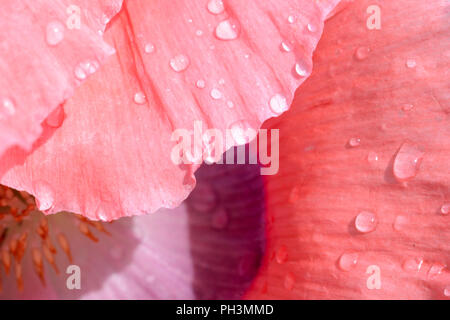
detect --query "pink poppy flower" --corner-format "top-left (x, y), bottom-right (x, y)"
top-left (0, 0), bottom-right (448, 299)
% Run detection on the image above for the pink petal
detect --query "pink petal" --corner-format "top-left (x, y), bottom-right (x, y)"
top-left (0, 0), bottom-right (123, 163)
top-left (1, 0), bottom-right (340, 220)
top-left (245, 0), bottom-right (450, 299)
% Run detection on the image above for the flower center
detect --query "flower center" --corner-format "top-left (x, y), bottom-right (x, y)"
top-left (0, 185), bottom-right (110, 292)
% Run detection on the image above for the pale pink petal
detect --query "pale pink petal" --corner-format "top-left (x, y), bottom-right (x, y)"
top-left (1, 0), bottom-right (341, 220)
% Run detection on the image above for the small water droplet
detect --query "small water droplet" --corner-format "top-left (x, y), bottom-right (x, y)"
top-left (46, 105), bottom-right (65, 128)
top-left (428, 262), bottom-right (446, 279)
top-left (46, 21), bottom-right (65, 46)
top-left (196, 79), bottom-right (206, 89)
top-left (276, 245), bottom-right (288, 264)
top-left (406, 59), bottom-right (417, 68)
top-left (215, 19), bottom-right (240, 40)
top-left (74, 60), bottom-right (100, 80)
top-left (211, 208), bottom-right (228, 230)
top-left (170, 54), bottom-right (190, 72)
top-left (1, 98), bottom-right (16, 119)
top-left (338, 252), bottom-right (358, 271)
top-left (280, 41), bottom-right (291, 52)
top-left (348, 137), bottom-right (361, 148)
top-left (444, 286), bottom-right (450, 297)
top-left (284, 272), bottom-right (295, 291)
top-left (393, 141), bottom-right (424, 182)
top-left (230, 120), bottom-right (257, 144)
top-left (307, 23), bottom-right (317, 32)
top-left (287, 16), bottom-right (295, 24)
top-left (295, 61), bottom-right (310, 77)
top-left (195, 30), bottom-right (204, 37)
top-left (210, 88), bottom-right (223, 100)
top-left (226, 101), bottom-right (234, 108)
top-left (269, 94), bottom-right (289, 114)
top-left (34, 181), bottom-right (55, 212)
top-left (134, 92), bottom-right (146, 104)
top-left (368, 151), bottom-right (379, 163)
top-left (355, 47), bottom-right (370, 61)
top-left (402, 103), bottom-right (414, 112)
top-left (144, 43), bottom-right (155, 54)
top-left (393, 215), bottom-right (408, 231)
top-left (355, 211), bottom-right (377, 233)
top-left (402, 257), bottom-right (423, 272)
top-left (207, 0), bottom-right (225, 15)
top-left (440, 203), bottom-right (449, 215)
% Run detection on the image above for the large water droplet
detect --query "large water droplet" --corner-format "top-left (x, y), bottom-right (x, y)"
top-left (294, 61), bottom-right (310, 77)
top-left (46, 21), bottom-right (65, 46)
top-left (284, 272), bottom-right (295, 291)
top-left (46, 105), bottom-right (65, 128)
top-left (276, 245), bottom-right (288, 264)
top-left (269, 94), bottom-right (289, 114)
top-left (170, 54), bottom-right (190, 72)
top-left (393, 141), bottom-right (424, 182)
top-left (215, 19), bottom-right (240, 40)
top-left (134, 92), bottom-right (146, 104)
top-left (355, 211), bottom-right (377, 233)
top-left (207, 0), bottom-right (224, 15)
top-left (338, 253), bottom-right (358, 271)
top-left (440, 203), bottom-right (449, 215)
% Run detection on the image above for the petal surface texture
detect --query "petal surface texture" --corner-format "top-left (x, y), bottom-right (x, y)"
top-left (245, 0), bottom-right (450, 299)
top-left (0, 0), bottom-right (122, 158)
top-left (1, 0), bottom-right (340, 220)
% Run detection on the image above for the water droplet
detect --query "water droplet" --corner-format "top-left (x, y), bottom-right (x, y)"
top-left (34, 181), bottom-right (55, 212)
top-left (144, 43), bottom-right (155, 54)
top-left (210, 88), bottom-right (223, 100)
top-left (348, 137), bottom-right (361, 148)
top-left (226, 101), bottom-right (234, 108)
top-left (440, 203), bottom-right (449, 215)
top-left (355, 211), bottom-right (377, 233)
top-left (402, 257), bottom-right (423, 272)
top-left (338, 253), bottom-right (358, 271)
top-left (170, 54), bottom-right (190, 72)
top-left (276, 245), bottom-right (288, 264)
top-left (215, 19), bottom-right (240, 40)
top-left (1, 98), bottom-right (16, 119)
top-left (444, 286), bottom-right (450, 297)
top-left (355, 47), bottom-right (370, 61)
top-left (393, 215), bottom-right (408, 231)
top-left (280, 41), bottom-right (291, 52)
top-left (307, 23), bottom-right (317, 32)
top-left (195, 30), bottom-right (204, 37)
top-left (230, 120), bottom-right (257, 144)
top-left (134, 92), bottom-right (146, 104)
top-left (269, 94), bottom-right (289, 114)
top-left (211, 208), bottom-right (228, 230)
top-left (402, 103), bottom-right (414, 112)
top-left (46, 21), bottom-right (65, 46)
top-left (428, 263), bottom-right (446, 279)
top-left (74, 60), bottom-right (100, 80)
top-left (393, 141), bottom-right (424, 182)
top-left (295, 61), bottom-right (310, 77)
top-left (207, 0), bottom-right (225, 15)
top-left (196, 79), bottom-right (206, 89)
top-left (46, 105), bottom-right (65, 128)
top-left (406, 59), bottom-right (417, 68)
top-left (368, 151), bottom-right (379, 163)
top-left (287, 16), bottom-right (295, 24)
top-left (284, 272), bottom-right (295, 291)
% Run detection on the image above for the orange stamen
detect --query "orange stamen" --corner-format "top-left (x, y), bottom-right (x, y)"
top-left (79, 222), bottom-right (99, 242)
top-left (57, 233), bottom-right (73, 263)
top-left (2, 250), bottom-right (10, 275)
top-left (42, 243), bottom-right (59, 274)
top-left (31, 248), bottom-right (46, 286)
top-left (15, 262), bottom-right (23, 292)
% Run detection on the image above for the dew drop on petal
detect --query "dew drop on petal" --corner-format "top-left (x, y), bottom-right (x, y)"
top-left (276, 245), bottom-right (288, 264)
top-left (406, 59), bottom-right (417, 68)
top-left (355, 211), bottom-right (377, 233)
top-left (295, 61), bottom-right (310, 77)
top-left (207, 0), bottom-right (225, 15)
top-left (215, 19), bottom-right (240, 40)
top-left (170, 54), bottom-right (190, 72)
top-left (210, 88), bottom-right (223, 100)
top-left (226, 101), bottom-right (234, 108)
top-left (46, 21), bottom-right (65, 46)
top-left (427, 263), bottom-right (446, 279)
top-left (440, 203), bottom-right (449, 215)
top-left (287, 16), bottom-right (295, 24)
top-left (196, 79), bottom-right (206, 89)
top-left (144, 43), bottom-right (155, 54)
top-left (402, 257), bottom-right (423, 272)
top-left (348, 137), bottom-right (361, 148)
top-left (230, 120), bottom-right (257, 144)
top-left (393, 141), bottom-right (424, 182)
top-left (195, 30), bottom-right (204, 37)
top-left (338, 253), bottom-right (358, 271)
top-left (307, 23), bottom-right (317, 32)
top-left (284, 272), bottom-right (295, 291)
top-left (402, 103), bottom-right (414, 112)
top-left (134, 92), bottom-right (146, 105)
top-left (34, 181), bottom-right (55, 212)
top-left (280, 41), bottom-right (291, 52)
top-left (74, 60), bottom-right (100, 80)
top-left (1, 98), bottom-right (16, 119)
top-left (393, 215), bottom-right (408, 232)
top-left (46, 105), bottom-right (65, 128)
top-left (355, 47), bottom-right (370, 61)
top-left (368, 151), bottom-right (379, 163)
top-left (444, 286), bottom-right (450, 297)
top-left (269, 94), bottom-right (289, 114)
